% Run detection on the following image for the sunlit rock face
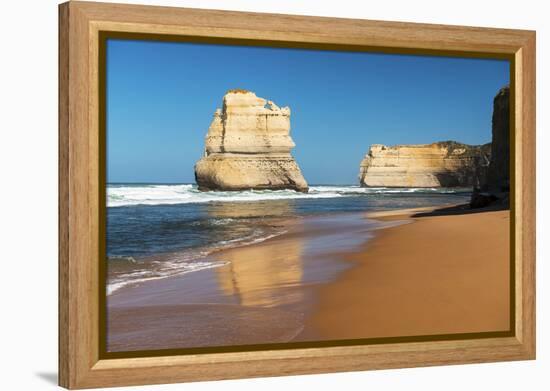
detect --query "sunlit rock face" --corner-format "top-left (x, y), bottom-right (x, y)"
top-left (358, 141), bottom-right (491, 188)
top-left (195, 90), bottom-right (308, 192)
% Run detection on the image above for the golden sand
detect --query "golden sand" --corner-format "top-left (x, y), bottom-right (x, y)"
top-left (306, 208), bottom-right (510, 340)
top-left (107, 207), bottom-right (510, 351)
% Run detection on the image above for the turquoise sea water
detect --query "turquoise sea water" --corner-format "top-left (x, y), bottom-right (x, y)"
top-left (106, 183), bottom-right (471, 294)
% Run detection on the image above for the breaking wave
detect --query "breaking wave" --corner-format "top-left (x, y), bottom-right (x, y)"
top-left (107, 184), bottom-right (464, 207)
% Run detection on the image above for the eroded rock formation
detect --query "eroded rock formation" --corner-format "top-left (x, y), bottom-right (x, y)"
top-left (486, 86), bottom-right (510, 191)
top-left (195, 90), bottom-right (308, 192)
top-left (469, 86), bottom-right (510, 208)
top-left (359, 141), bottom-right (491, 188)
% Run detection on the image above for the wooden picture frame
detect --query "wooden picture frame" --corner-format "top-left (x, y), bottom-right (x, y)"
top-left (59, 1), bottom-right (536, 389)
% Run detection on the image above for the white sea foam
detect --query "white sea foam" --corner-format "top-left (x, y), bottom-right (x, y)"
top-left (215, 231), bottom-right (286, 247)
top-left (107, 184), bottom-right (462, 207)
top-left (107, 260), bottom-right (228, 295)
top-left (107, 225), bottom-right (289, 295)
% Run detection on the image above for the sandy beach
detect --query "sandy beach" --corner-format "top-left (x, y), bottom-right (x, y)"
top-left (304, 206), bottom-right (511, 341)
top-left (107, 205), bottom-right (510, 352)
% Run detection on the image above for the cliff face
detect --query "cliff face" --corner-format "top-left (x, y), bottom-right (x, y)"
top-left (195, 90), bottom-right (308, 192)
top-left (359, 141), bottom-right (491, 188)
top-left (486, 86), bottom-right (510, 191)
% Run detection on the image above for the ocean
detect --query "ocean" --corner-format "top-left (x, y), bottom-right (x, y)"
top-left (106, 183), bottom-right (472, 295)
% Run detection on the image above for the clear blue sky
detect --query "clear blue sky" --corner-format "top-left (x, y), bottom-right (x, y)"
top-left (107, 39), bottom-right (509, 185)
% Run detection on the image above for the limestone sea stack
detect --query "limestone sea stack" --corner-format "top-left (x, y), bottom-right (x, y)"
top-left (359, 141), bottom-right (491, 188)
top-left (486, 86), bottom-right (510, 191)
top-left (470, 86), bottom-right (510, 208)
top-left (194, 90), bottom-right (308, 192)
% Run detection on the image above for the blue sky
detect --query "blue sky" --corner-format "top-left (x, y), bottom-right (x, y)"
top-left (107, 39), bottom-right (509, 184)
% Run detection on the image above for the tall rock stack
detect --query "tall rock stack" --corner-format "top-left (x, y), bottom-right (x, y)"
top-left (195, 90), bottom-right (308, 192)
top-left (469, 85), bottom-right (510, 208)
top-left (486, 86), bottom-right (510, 191)
top-left (358, 141), bottom-right (491, 188)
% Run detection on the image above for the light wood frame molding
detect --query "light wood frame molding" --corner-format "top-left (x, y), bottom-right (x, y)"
top-left (59, 1), bottom-right (536, 389)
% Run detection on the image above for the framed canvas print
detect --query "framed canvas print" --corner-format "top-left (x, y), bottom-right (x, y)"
top-left (58, 1), bottom-right (536, 389)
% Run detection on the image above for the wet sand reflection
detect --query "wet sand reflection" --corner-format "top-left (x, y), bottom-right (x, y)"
top-left (107, 203), bottom-right (377, 351)
top-left (206, 200), bottom-right (305, 308)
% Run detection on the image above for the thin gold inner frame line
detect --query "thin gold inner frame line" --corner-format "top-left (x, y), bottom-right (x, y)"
top-left (96, 28), bottom-right (517, 360)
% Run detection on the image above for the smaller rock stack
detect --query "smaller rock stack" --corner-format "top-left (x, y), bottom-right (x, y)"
top-left (358, 141), bottom-right (491, 188)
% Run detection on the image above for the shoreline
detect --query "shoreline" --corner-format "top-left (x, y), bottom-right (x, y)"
top-left (301, 205), bottom-right (510, 341)
top-left (106, 203), bottom-right (510, 352)
top-left (106, 207), bottom-right (420, 297)
top-left (107, 211), bottom-right (384, 351)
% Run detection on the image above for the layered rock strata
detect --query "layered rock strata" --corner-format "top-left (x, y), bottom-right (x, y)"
top-left (359, 141), bottom-right (491, 188)
top-left (195, 90), bottom-right (308, 192)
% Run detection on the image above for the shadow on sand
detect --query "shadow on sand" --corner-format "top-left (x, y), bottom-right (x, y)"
top-left (411, 203), bottom-right (509, 218)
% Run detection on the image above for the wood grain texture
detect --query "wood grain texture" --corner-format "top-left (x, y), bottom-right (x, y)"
top-left (58, 3), bottom-right (70, 387)
top-left (518, 34), bottom-right (536, 354)
top-left (58, 1), bottom-right (536, 388)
